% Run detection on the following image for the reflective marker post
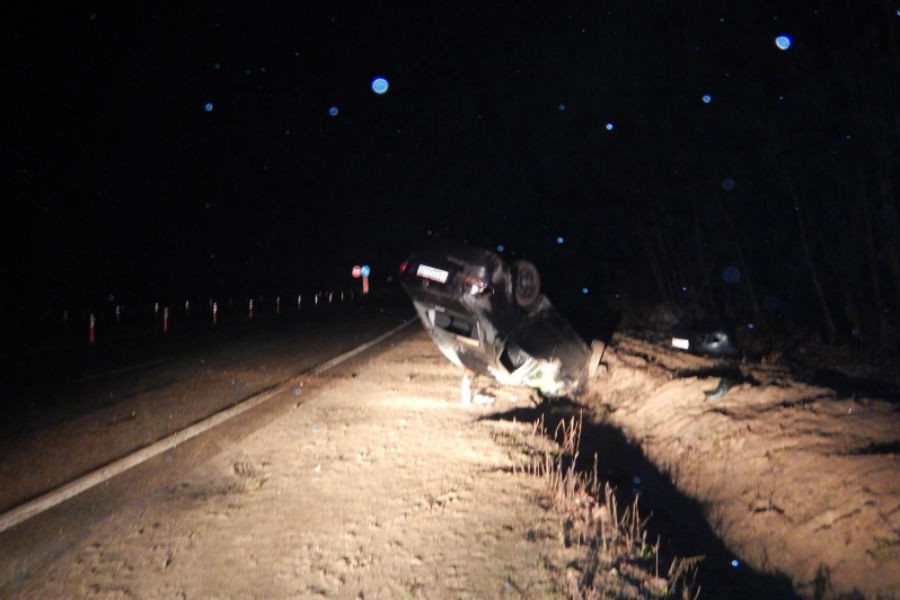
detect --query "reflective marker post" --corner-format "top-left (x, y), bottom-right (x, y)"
top-left (361, 265), bottom-right (371, 295)
top-left (352, 264), bottom-right (371, 295)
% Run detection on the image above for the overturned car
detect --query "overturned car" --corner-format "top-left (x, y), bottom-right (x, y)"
top-left (399, 240), bottom-right (599, 398)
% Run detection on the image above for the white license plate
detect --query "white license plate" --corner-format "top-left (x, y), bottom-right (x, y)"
top-left (416, 264), bottom-right (449, 283)
top-left (671, 337), bottom-right (690, 350)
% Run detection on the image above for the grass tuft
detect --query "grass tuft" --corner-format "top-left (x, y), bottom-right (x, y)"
top-left (523, 411), bottom-right (703, 599)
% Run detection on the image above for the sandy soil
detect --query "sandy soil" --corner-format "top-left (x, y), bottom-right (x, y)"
top-left (3, 329), bottom-right (594, 599)
top-left (2, 312), bottom-right (898, 599)
top-left (586, 334), bottom-right (900, 599)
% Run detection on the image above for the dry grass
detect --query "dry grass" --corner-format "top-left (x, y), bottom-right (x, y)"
top-left (516, 411), bottom-right (703, 599)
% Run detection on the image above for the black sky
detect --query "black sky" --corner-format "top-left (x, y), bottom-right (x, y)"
top-left (6, 2), bottom-right (899, 341)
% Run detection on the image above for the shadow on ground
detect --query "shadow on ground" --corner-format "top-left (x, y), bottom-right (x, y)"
top-left (481, 398), bottom-right (800, 600)
top-left (796, 367), bottom-right (900, 405)
top-left (676, 362), bottom-right (899, 406)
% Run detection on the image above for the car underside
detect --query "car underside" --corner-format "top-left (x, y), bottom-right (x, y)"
top-left (399, 240), bottom-right (597, 398)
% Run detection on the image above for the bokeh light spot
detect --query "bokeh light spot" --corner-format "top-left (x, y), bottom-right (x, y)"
top-left (496, 244), bottom-right (505, 253)
top-left (203, 102), bottom-right (214, 112)
top-left (328, 106), bottom-right (339, 116)
top-left (721, 177), bottom-right (736, 191)
top-left (558, 103), bottom-right (566, 111)
top-left (723, 266), bottom-right (742, 284)
top-left (582, 287), bottom-right (590, 295)
top-left (702, 94), bottom-right (712, 104)
top-left (556, 236), bottom-right (565, 245)
top-left (605, 122), bottom-right (614, 131)
top-left (371, 77), bottom-right (389, 94)
top-left (775, 35), bottom-right (792, 50)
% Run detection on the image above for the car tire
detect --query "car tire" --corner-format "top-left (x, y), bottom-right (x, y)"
top-left (513, 260), bottom-right (541, 309)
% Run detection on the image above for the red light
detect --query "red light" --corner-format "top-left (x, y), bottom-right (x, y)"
top-left (463, 275), bottom-right (487, 294)
top-left (399, 261), bottom-right (408, 274)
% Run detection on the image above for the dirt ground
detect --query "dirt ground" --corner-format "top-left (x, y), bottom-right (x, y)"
top-left (2, 318), bottom-right (899, 599)
top-left (2, 329), bottom-right (597, 599)
top-left (585, 334), bottom-right (900, 599)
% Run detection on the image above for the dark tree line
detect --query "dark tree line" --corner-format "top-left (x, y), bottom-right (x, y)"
top-left (488, 1), bottom-right (900, 360)
top-left (627, 3), bottom-right (899, 353)
top-left (403, 2), bottom-right (899, 359)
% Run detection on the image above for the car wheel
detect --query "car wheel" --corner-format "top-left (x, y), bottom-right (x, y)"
top-left (513, 260), bottom-right (541, 309)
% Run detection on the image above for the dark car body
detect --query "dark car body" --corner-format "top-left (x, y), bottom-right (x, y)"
top-left (671, 320), bottom-right (740, 357)
top-left (398, 240), bottom-right (592, 397)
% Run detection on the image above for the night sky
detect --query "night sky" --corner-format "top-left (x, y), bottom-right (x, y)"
top-left (6, 3), bottom-right (900, 346)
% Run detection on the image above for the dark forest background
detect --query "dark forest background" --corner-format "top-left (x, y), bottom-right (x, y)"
top-left (4, 3), bottom-right (899, 370)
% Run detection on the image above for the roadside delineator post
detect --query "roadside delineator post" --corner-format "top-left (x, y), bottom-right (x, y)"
top-left (352, 264), bottom-right (371, 295)
top-left (212, 301), bottom-right (218, 326)
top-left (89, 313), bottom-right (96, 344)
top-left (163, 307), bottom-right (169, 333)
top-left (115, 305), bottom-right (122, 326)
top-left (248, 299), bottom-right (254, 320)
top-left (297, 294), bottom-right (302, 310)
top-left (361, 265), bottom-right (371, 295)
top-left (276, 296), bottom-right (281, 316)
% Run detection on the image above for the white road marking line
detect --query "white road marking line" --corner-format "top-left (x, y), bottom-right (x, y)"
top-left (309, 318), bottom-right (417, 376)
top-left (0, 317), bottom-right (417, 534)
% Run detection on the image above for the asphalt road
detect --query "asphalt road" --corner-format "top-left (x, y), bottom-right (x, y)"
top-left (0, 288), bottom-right (416, 590)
